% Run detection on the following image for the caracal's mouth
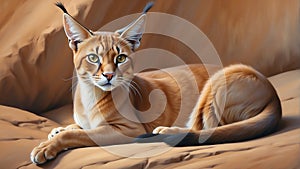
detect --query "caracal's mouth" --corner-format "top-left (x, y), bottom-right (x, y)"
top-left (102, 82), bottom-right (112, 86)
top-left (96, 82), bottom-right (116, 91)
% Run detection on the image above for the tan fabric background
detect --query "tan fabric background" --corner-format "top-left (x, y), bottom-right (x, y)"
top-left (0, 0), bottom-right (299, 113)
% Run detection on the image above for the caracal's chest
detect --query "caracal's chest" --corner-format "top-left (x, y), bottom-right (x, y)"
top-left (73, 80), bottom-right (137, 129)
top-left (73, 81), bottom-right (107, 129)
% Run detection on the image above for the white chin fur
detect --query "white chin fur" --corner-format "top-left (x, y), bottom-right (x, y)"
top-left (93, 77), bottom-right (120, 91)
top-left (98, 84), bottom-right (115, 91)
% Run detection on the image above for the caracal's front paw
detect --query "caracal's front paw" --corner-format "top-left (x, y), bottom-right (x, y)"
top-left (30, 140), bottom-right (60, 164)
top-left (153, 126), bottom-right (182, 134)
top-left (48, 127), bottom-right (65, 140)
top-left (48, 124), bottom-right (81, 140)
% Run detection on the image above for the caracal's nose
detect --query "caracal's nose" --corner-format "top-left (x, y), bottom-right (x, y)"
top-left (102, 72), bottom-right (114, 81)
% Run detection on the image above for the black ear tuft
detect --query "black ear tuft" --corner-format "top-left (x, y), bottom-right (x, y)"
top-left (142, 1), bottom-right (154, 14)
top-left (55, 2), bottom-right (69, 14)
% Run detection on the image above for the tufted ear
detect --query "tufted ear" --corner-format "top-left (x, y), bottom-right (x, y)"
top-left (56, 2), bottom-right (92, 51)
top-left (115, 14), bottom-right (146, 51)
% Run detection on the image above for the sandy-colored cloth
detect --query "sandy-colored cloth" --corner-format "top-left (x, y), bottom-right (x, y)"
top-left (1, 69), bottom-right (299, 169)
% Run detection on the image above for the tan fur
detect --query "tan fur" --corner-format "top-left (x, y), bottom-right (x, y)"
top-left (154, 65), bottom-right (281, 144)
top-left (31, 4), bottom-right (281, 164)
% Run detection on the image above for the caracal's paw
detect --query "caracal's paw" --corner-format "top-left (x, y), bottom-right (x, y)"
top-left (153, 126), bottom-right (183, 134)
top-left (48, 124), bottom-right (80, 140)
top-left (30, 140), bottom-right (60, 164)
top-left (48, 127), bottom-right (65, 140)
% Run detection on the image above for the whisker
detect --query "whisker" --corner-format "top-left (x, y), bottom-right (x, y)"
top-left (62, 74), bottom-right (80, 81)
top-left (130, 80), bottom-right (142, 91)
top-left (70, 77), bottom-right (92, 91)
top-left (117, 77), bottom-right (143, 101)
top-left (120, 82), bottom-right (130, 93)
top-left (130, 84), bottom-right (143, 100)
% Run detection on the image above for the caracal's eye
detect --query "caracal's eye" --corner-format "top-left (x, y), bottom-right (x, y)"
top-left (116, 54), bottom-right (127, 64)
top-left (87, 54), bottom-right (99, 63)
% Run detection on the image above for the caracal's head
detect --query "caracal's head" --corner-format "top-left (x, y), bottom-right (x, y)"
top-left (57, 2), bottom-right (149, 91)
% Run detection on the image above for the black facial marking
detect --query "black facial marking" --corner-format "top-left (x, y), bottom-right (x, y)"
top-left (74, 40), bottom-right (82, 52)
top-left (95, 46), bottom-right (99, 55)
top-left (94, 63), bottom-right (102, 76)
top-left (76, 56), bottom-right (85, 70)
top-left (116, 46), bottom-right (120, 54)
